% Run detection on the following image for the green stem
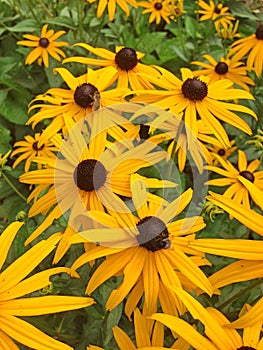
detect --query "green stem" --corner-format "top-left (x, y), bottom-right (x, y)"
top-left (2, 172), bottom-right (27, 202)
top-left (217, 279), bottom-right (263, 311)
top-left (25, 0), bottom-right (41, 25)
top-left (92, 11), bottom-right (106, 47)
top-left (177, 16), bottom-right (188, 60)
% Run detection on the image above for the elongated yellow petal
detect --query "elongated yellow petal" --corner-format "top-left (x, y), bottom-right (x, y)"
top-left (207, 191), bottom-right (263, 236)
top-left (134, 308), bottom-right (151, 347)
top-left (150, 313), bottom-right (218, 350)
top-left (230, 297), bottom-right (263, 328)
top-left (0, 222), bottom-right (24, 271)
top-left (237, 175), bottom-right (263, 211)
top-left (0, 314), bottom-right (72, 350)
top-left (112, 326), bottom-right (137, 350)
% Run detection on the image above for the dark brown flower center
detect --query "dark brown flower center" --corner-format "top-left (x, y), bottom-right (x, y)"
top-left (239, 170), bottom-right (254, 183)
top-left (215, 62), bottom-right (229, 74)
top-left (237, 347), bottom-right (257, 350)
top-left (32, 141), bottom-right (45, 151)
top-left (39, 37), bottom-right (49, 48)
top-left (115, 48), bottom-right (138, 71)
top-left (214, 5), bottom-right (221, 14)
top-left (136, 216), bottom-right (170, 252)
top-left (154, 2), bottom-right (163, 10)
top-left (74, 83), bottom-right (99, 109)
top-left (255, 24), bottom-right (263, 40)
top-left (217, 149), bottom-right (226, 156)
top-left (182, 78), bottom-right (208, 101)
top-left (74, 159), bottom-right (107, 192)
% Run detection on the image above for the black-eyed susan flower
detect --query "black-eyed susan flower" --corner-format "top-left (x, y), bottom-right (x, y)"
top-left (191, 54), bottom-right (255, 91)
top-left (138, 0), bottom-right (173, 24)
top-left (88, 308), bottom-right (188, 349)
top-left (71, 183), bottom-right (213, 318)
top-left (86, 0), bottom-right (138, 21)
top-left (229, 24), bottom-right (263, 77)
top-left (205, 139), bottom-right (237, 165)
top-left (63, 45), bottom-right (160, 89)
top-left (17, 24), bottom-right (68, 68)
top-left (216, 20), bottom-right (240, 39)
top-left (131, 67), bottom-right (257, 148)
top-left (196, 0), bottom-right (235, 30)
top-left (151, 287), bottom-right (263, 350)
top-left (0, 222), bottom-right (94, 350)
top-left (12, 132), bottom-right (61, 172)
top-left (27, 67), bottom-right (130, 140)
top-left (206, 150), bottom-right (263, 211)
top-left (19, 118), bottom-right (173, 252)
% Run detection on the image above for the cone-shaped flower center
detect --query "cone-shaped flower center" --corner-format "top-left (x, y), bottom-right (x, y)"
top-left (214, 5), bottom-right (221, 14)
top-left (154, 2), bottom-right (163, 10)
top-left (74, 83), bottom-right (99, 109)
top-left (32, 141), bottom-right (45, 151)
top-left (217, 149), bottom-right (226, 156)
top-left (39, 38), bottom-right (49, 48)
top-left (136, 216), bottom-right (170, 252)
top-left (239, 170), bottom-right (254, 183)
top-left (237, 347), bottom-right (257, 350)
top-left (256, 24), bottom-right (263, 40)
top-left (215, 62), bottom-right (229, 74)
top-left (115, 48), bottom-right (138, 71)
top-left (182, 78), bottom-right (208, 101)
top-left (74, 159), bottom-right (107, 192)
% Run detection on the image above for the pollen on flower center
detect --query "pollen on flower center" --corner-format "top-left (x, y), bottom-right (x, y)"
top-left (115, 48), bottom-right (138, 71)
top-left (32, 141), bottom-right (45, 151)
top-left (154, 2), bottom-right (163, 10)
top-left (74, 83), bottom-right (99, 109)
top-left (215, 62), bottom-right (229, 74)
top-left (239, 170), bottom-right (255, 183)
top-left (39, 38), bottom-right (49, 48)
top-left (255, 24), bottom-right (263, 40)
top-left (237, 347), bottom-right (257, 350)
top-left (182, 78), bottom-right (208, 101)
top-left (136, 216), bottom-right (170, 252)
top-left (74, 159), bottom-right (107, 192)
top-left (217, 149), bottom-right (226, 156)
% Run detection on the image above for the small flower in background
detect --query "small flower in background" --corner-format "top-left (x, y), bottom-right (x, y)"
top-left (12, 132), bottom-right (61, 172)
top-left (203, 200), bottom-right (224, 222)
top-left (71, 184), bottom-right (213, 318)
top-left (0, 150), bottom-right (11, 172)
top-left (17, 24), bottom-right (68, 68)
top-left (216, 20), bottom-right (240, 39)
top-left (205, 139), bottom-right (237, 165)
top-left (229, 23), bottom-right (263, 77)
top-left (0, 222), bottom-right (94, 350)
top-left (191, 54), bottom-right (255, 91)
top-left (151, 287), bottom-right (263, 350)
top-left (195, 0), bottom-right (235, 30)
top-left (63, 44), bottom-right (160, 90)
top-left (86, 0), bottom-right (138, 21)
top-left (131, 66), bottom-right (257, 149)
top-left (138, 0), bottom-right (173, 24)
top-left (206, 149), bottom-right (263, 211)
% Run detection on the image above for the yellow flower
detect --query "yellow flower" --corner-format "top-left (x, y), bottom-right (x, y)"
top-left (206, 150), bottom-right (263, 211)
top-left (229, 24), bottom-right (263, 77)
top-left (216, 20), bottom-right (240, 39)
top-left (27, 67), bottom-right (130, 140)
top-left (17, 24), bottom-right (68, 68)
top-left (205, 139), bottom-right (237, 165)
top-left (71, 183), bottom-right (213, 318)
top-left (19, 117), bottom-right (172, 258)
top-left (191, 54), bottom-right (255, 91)
top-left (196, 0), bottom-right (235, 30)
top-left (86, 0), bottom-right (138, 21)
top-left (12, 132), bottom-right (61, 172)
top-left (63, 45), bottom-right (160, 90)
top-left (131, 67), bottom-right (257, 148)
top-left (0, 222), bottom-right (94, 349)
top-left (151, 287), bottom-right (263, 350)
top-left (138, 0), bottom-right (173, 24)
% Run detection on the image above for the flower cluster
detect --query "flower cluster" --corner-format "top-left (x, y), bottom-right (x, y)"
top-left (2, 0), bottom-right (263, 348)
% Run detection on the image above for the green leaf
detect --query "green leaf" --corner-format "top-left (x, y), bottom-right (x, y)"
top-left (44, 16), bottom-right (76, 29)
top-left (6, 19), bottom-right (39, 32)
top-left (185, 16), bottom-right (198, 39)
top-left (0, 93), bottom-right (30, 125)
top-left (0, 125), bottom-right (11, 153)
